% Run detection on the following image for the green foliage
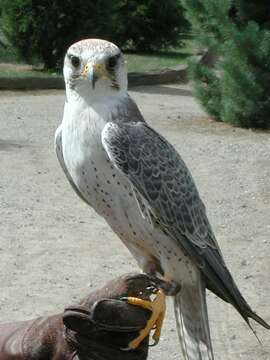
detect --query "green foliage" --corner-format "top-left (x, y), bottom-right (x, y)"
top-left (188, 59), bottom-right (221, 119)
top-left (112, 0), bottom-right (188, 52)
top-left (0, 0), bottom-right (188, 69)
top-left (220, 23), bottom-right (270, 127)
top-left (182, 0), bottom-right (270, 128)
top-left (0, 0), bottom-right (115, 69)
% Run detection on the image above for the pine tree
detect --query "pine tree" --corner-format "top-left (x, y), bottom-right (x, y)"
top-left (182, 0), bottom-right (270, 128)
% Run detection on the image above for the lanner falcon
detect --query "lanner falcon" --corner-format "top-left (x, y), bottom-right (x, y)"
top-left (55, 39), bottom-right (269, 360)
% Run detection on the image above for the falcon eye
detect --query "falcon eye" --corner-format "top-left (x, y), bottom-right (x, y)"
top-left (107, 53), bottom-right (120, 69)
top-left (70, 55), bottom-right (80, 68)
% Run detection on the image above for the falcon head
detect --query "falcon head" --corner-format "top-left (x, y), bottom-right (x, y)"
top-left (64, 39), bottom-right (127, 99)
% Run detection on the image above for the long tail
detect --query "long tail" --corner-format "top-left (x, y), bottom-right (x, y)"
top-left (174, 275), bottom-right (214, 360)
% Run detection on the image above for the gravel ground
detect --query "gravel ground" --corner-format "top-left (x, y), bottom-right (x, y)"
top-left (0, 85), bottom-right (269, 359)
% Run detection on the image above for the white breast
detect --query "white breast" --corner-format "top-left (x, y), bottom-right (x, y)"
top-left (60, 97), bottom-right (197, 285)
top-left (62, 99), bottom-right (116, 208)
top-left (61, 99), bottom-right (158, 258)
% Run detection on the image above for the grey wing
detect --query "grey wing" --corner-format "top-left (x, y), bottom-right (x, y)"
top-left (102, 121), bottom-right (265, 326)
top-left (102, 121), bottom-right (219, 251)
top-left (55, 126), bottom-right (90, 205)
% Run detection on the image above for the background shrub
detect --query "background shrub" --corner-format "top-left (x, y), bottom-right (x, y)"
top-left (111, 0), bottom-right (188, 52)
top-left (0, 0), bottom-right (188, 69)
top-left (182, 0), bottom-right (270, 128)
top-left (0, 0), bottom-right (116, 69)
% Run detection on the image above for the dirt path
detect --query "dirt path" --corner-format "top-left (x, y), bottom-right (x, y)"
top-left (0, 85), bottom-right (269, 359)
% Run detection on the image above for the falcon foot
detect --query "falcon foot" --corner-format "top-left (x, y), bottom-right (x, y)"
top-left (122, 289), bottom-right (166, 350)
top-left (149, 277), bottom-right (181, 296)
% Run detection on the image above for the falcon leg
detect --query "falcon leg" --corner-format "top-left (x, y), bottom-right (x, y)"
top-left (142, 259), bottom-right (181, 295)
top-left (124, 289), bottom-right (166, 349)
top-left (120, 260), bottom-right (179, 348)
top-left (150, 277), bottom-right (181, 296)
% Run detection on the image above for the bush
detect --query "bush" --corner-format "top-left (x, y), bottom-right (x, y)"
top-left (0, 0), bottom-right (188, 69)
top-left (0, 0), bottom-right (116, 69)
top-left (182, 0), bottom-right (270, 128)
top-left (112, 0), bottom-right (189, 52)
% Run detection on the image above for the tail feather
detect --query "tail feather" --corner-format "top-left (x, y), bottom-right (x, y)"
top-left (242, 306), bottom-right (270, 344)
top-left (246, 309), bottom-right (270, 330)
top-left (174, 276), bottom-right (214, 360)
top-left (208, 270), bottom-right (270, 333)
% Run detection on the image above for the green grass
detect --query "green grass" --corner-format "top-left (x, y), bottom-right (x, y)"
top-left (0, 44), bottom-right (192, 77)
top-left (126, 50), bottom-right (191, 72)
top-left (0, 67), bottom-right (61, 78)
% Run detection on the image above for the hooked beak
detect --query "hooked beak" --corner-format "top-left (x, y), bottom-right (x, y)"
top-left (82, 62), bottom-right (108, 89)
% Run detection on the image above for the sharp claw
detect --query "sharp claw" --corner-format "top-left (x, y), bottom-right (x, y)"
top-left (119, 290), bottom-right (165, 349)
top-left (120, 346), bottom-right (133, 351)
top-left (149, 338), bottom-right (159, 347)
top-left (146, 285), bottom-right (158, 294)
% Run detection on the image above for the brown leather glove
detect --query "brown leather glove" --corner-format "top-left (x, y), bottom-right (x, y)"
top-left (0, 273), bottom-right (157, 360)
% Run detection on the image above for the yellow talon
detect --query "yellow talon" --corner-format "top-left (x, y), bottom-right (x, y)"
top-left (126, 289), bottom-right (166, 349)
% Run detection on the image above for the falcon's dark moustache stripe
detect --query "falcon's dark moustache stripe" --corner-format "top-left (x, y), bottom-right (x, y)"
top-left (106, 53), bottom-right (121, 90)
top-left (110, 78), bottom-right (120, 90)
top-left (68, 73), bottom-right (81, 89)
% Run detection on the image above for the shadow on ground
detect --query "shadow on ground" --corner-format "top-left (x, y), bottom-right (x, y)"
top-left (0, 139), bottom-right (31, 151)
top-left (131, 85), bottom-right (193, 97)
